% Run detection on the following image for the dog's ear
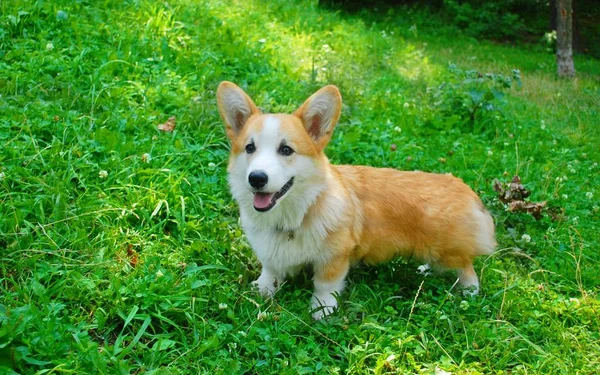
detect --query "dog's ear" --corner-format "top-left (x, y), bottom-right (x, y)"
top-left (294, 85), bottom-right (342, 150)
top-left (217, 81), bottom-right (260, 140)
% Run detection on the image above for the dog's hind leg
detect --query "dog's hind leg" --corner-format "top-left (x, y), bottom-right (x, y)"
top-left (457, 263), bottom-right (479, 296)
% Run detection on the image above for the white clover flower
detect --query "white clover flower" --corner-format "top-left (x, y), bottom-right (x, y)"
top-left (394, 126), bottom-right (402, 133)
top-left (487, 150), bottom-right (493, 156)
top-left (435, 367), bottom-right (452, 375)
top-left (99, 170), bottom-right (108, 179)
top-left (403, 102), bottom-right (410, 108)
top-left (586, 192), bottom-right (593, 199)
top-left (156, 270), bottom-right (164, 278)
top-left (521, 234), bottom-right (531, 243)
top-left (562, 194), bottom-right (569, 199)
top-left (540, 120), bottom-right (546, 130)
top-left (257, 311), bottom-right (268, 321)
top-left (46, 42), bottom-right (54, 51)
top-left (218, 303), bottom-right (228, 310)
top-left (573, 216), bottom-right (579, 224)
top-left (141, 153), bottom-right (151, 163)
top-left (208, 162), bottom-right (216, 168)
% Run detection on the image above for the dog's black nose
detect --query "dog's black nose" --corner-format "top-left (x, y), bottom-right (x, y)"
top-left (248, 171), bottom-right (268, 189)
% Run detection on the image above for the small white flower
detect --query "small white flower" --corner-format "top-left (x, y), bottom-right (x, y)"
top-left (99, 170), bottom-right (108, 179)
top-left (208, 162), bottom-right (216, 168)
top-left (257, 311), bottom-right (268, 321)
top-left (403, 102), bottom-right (410, 108)
top-left (540, 120), bottom-right (546, 130)
top-left (156, 270), bottom-right (164, 278)
top-left (435, 367), bottom-right (452, 375)
top-left (258, 38), bottom-right (266, 43)
top-left (0, 172), bottom-right (5, 180)
top-left (521, 234), bottom-right (531, 243)
top-left (562, 194), bottom-right (569, 199)
top-left (487, 150), bottom-right (493, 156)
top-left (322, 44), bottom-right (332, 53)
top-left (218, 303), bottom-right (228, 310)
top-left (46, 42), bottom-right (54, 51)
top-left (573, 216), bottom-right (579, 224)
top-left (586, 192), bottom-right (593, 199)
top-left (141, 153), bottom-right (151, 163)
top-left (394, 126), bottom-right (402, 133)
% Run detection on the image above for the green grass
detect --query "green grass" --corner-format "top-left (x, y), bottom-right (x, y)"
top-left (1, 0), bottom-right (599, 373)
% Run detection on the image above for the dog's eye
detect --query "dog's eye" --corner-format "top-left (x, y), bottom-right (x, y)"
top-left (279, 145), bottom-right (294, 156)
top-left (245, 143), bottom-right (256, 154)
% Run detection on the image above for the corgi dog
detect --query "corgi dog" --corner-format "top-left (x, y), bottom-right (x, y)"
top-left (217, 82), bottom-right (496, 320)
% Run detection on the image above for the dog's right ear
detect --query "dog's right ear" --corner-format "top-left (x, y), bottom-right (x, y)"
top-left (294, 85), bottom-right (342, 151)
top-left (216, 82), bottom-right (260, 140)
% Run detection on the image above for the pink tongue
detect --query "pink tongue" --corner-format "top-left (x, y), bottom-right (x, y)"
top-left (253, 193), bottom-right (275, 209)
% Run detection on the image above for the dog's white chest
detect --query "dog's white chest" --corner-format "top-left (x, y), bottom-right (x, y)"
top-left (244, 225), bottom-right (329, 273)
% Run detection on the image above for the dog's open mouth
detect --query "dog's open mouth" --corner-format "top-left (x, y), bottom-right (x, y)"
top-left (253, 177), bottom-right (294, 212)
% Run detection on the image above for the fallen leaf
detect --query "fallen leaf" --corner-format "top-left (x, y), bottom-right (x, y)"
top-left (509, 200), bottom-right (546, 220)
top-left (493, 175), bottom-right (530, 204)
top-left (494, 176), bottom-right (549, 220)
top-left (157, 116), bottom-right (176, 132)
top-left (127, 244), bottom-right (139, 268)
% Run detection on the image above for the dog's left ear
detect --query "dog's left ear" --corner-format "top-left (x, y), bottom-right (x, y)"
top-left (217, 81), bottom-right (260, 141)
top-left (294, 85), bottom-right (342, 150)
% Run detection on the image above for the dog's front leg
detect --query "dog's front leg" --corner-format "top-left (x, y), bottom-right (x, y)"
top-left (311, 257), bottom-right (350, 320)
top-left (252, 264), bottom-right (284, 298)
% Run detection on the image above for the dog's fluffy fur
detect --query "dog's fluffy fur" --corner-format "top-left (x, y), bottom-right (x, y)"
top-left (217, 82), bottom-right (496, 319)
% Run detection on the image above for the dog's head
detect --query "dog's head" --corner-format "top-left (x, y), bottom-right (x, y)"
top-left (217, 82), bottom-right (342, 214)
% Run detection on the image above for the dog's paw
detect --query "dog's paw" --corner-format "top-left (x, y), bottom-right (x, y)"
top-left (310, 293), bottom-right (338, 320)
top-left (461, 284), bottom-right (479, 297)
top-left (251, 273), bottom-right (279, 298)
top-left (416, 263), bottom-right (432, 276)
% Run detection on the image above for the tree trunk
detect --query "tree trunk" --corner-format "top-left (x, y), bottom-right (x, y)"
top-left (556, 0), bottom-right (575, 78)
